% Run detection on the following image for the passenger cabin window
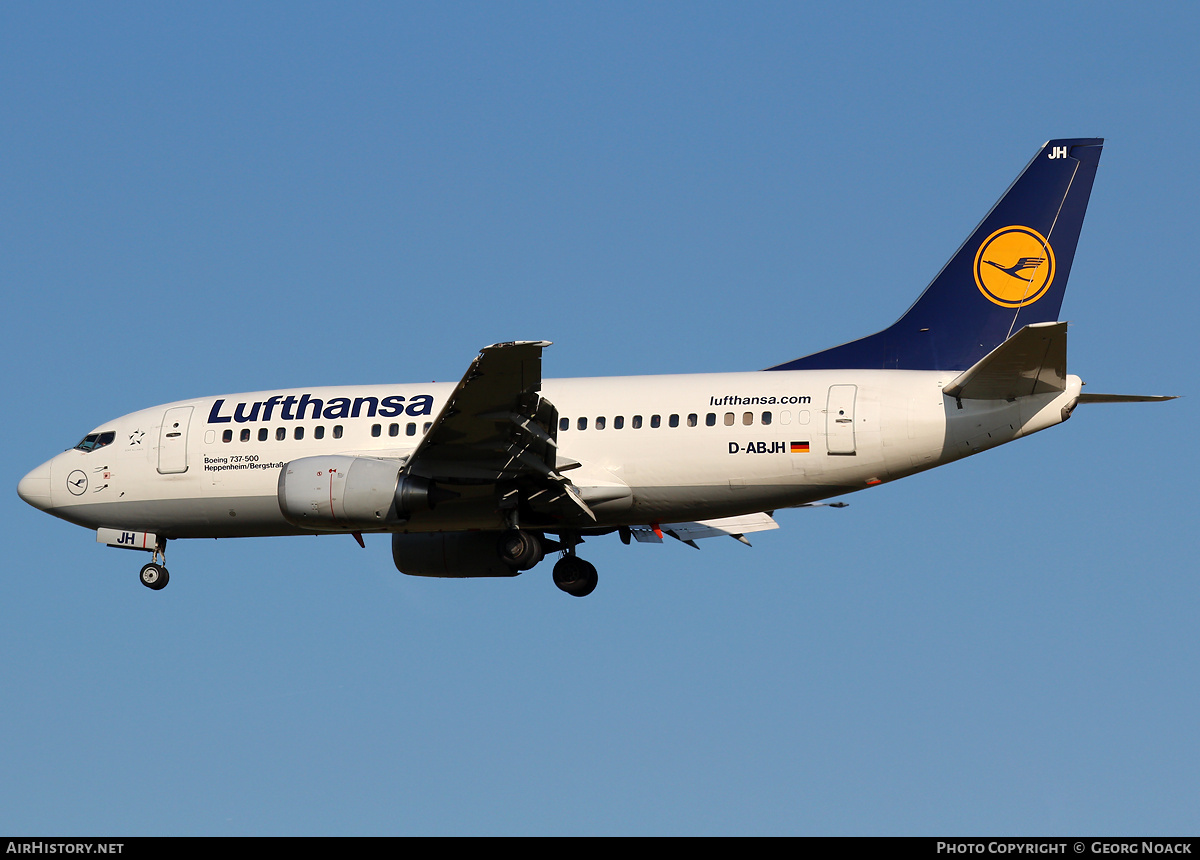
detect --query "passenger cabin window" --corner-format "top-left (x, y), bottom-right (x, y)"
top-left (595, 416), bottom-right (606, 430)
top-left (614, 416), bottom-right (624, 429)
top-left (241, 428), bottom-right (251, 442)
top-left (222, 429), bottom-right (233, 443)
top-left (668, 414), bottom-right (679, 428)
top-left (650, 414), bottom-right (661, 428)
top-left (294, 427), bottom-right (304, 440)
top-left (706, 413), bottom-right (716, 426)
top-left (74, 431), bottom-right (115, 452)
top-left (560, 417), bottom-right (569, 432)
top-left (258, 428), bottom-right (268, 442)
top-left (314, 426), bottom-right (325, 440)
top-left (632, 415), bottom-right (643, 429)
top-left (333, 425), bottom-right (344, 439)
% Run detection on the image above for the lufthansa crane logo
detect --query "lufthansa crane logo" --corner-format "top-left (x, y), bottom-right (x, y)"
top-left (973, 225), bottom-right (1056, 308)
top-left (66, 470), bottom-right (88, 496)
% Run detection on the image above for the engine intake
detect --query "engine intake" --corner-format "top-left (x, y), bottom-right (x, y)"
top-left (278, 455), bottom-right (434, 531)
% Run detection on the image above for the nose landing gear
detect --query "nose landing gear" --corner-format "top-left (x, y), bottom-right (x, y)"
top-left (138, 540), bottom-right (170, 590)
top-left (139, 562), bottom-right (169, 590)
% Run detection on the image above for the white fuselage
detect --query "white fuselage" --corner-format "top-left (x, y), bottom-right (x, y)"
top-left (20, 369), bottom-right (1083, 540)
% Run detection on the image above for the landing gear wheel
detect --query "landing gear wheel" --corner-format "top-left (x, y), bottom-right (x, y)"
top-left (140, 563), bottom-right (169, 590)
top-left (498, 529), bottom-right (544, 571)
top-left (552, 556), bottom-right (598, 597)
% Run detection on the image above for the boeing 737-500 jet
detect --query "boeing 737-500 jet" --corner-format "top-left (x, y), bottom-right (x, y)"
top-left (17, 139), bottom-right (1174, 596)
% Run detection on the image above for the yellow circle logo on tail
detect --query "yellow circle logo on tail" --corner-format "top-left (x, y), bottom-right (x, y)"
top-left (973, 226), bottom-right (1055, 307)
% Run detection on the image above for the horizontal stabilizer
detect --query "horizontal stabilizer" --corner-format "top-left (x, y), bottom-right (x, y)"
top-left (942, 321), bottom-right (1066, 400)
top-left (629, 512), bottom-right (779, 547)
top-left (1077, 392), bottom-right (1178, 403)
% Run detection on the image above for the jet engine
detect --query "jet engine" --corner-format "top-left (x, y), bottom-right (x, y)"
top-left (392, 531), bottom-right (544, 578)
top-left (278, 455), bottom-right (435, 531)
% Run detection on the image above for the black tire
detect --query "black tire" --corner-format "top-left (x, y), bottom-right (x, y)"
top-left (139, 563), bottom-right (169, 590)
top-left (552, 556), bottom-right (598, 597)
top-left (498, 530), bottom-right (544, 571)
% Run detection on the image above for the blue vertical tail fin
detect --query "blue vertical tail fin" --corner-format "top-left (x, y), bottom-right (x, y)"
top-left (767, 139), bottom-right (1103, 372)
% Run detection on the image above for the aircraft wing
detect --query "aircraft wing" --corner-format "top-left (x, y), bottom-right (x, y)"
top-left (401, 341), bottom-right (598, 519)
top-left (403, 341), bottom-right (558, 482)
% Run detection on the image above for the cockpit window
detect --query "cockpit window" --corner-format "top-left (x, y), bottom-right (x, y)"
top-left (74, 431), bottom-right (115, 452)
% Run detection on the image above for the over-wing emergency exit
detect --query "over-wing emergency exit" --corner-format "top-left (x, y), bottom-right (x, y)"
top-left (17, 139), bottom-right (1175, 596)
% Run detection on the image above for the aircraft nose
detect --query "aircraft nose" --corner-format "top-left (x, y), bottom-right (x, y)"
top-left (17, 460), bottom-right (53, 511)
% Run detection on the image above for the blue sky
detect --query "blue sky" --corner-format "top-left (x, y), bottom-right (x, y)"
top-left (2, 2), bottom-right (1197, 835)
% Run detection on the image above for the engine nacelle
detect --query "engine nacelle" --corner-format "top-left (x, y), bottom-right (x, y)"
top-left (278, 455), bottom-right (433, 531)
top-left (392, 532), bottom-right (524, 578)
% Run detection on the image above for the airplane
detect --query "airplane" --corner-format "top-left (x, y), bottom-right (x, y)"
top-left (16, 138), bottom-right (1175, 597)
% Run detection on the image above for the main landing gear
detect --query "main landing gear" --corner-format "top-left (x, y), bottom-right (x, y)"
top-left (497, 529), bottom-right (545, 571)
top-left (139, 541), bottom-right (170, 590)
top-left (553, 555), bottom-right (597, 597)
top-left (551, 533), bottom-right (597, 598)
top-left (499, 527), bottom-right (599, 597)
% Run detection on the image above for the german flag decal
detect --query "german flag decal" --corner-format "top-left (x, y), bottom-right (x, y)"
top-left (790, 441), bottom-right (810, 453)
